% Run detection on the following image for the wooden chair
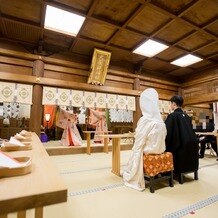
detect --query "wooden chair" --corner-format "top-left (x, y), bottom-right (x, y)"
top-left (143, 152), bottom-right (174, 193)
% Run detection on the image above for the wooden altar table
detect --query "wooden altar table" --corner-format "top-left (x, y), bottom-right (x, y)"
top-left (98, 133), bottom-right (134, 176)
top-left (83, 131), bottom-right (112, 155)
top-left (0, 133), bottom-right (67, 218)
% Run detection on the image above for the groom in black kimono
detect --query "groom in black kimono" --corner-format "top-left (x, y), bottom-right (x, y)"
top-left (165, 95), bottom-right (199, 182)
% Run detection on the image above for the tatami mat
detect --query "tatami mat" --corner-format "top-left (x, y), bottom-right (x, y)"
top-left (44, 151), bottom-right (218, 218)
top-left (8, 151), bottom-right (218, 218)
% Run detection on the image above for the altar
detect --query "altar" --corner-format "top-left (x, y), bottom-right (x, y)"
top-left (0, 133), bottom-right (67, 218)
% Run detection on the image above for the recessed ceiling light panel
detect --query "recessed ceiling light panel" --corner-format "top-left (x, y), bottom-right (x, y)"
top-left (133, 39), bottom-right (169, 57)
top-left (44, 5), bottom-right (85, 36)
top-left (171, 54), bottom-right (203, 67)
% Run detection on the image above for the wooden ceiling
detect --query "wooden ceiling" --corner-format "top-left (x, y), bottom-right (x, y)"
top-left (0, 0), bottom-right (217, 80)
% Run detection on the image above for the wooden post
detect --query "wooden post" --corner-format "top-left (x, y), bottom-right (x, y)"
top-left (35, 207), bottom-right (43, 218)
top-left (103, 138), bottom-right (108, 153)
top-left (17, 211), bottom-right (26, 218)
top-left (111, 138), bottom-right (121, 176)
top-left (178, 87), bottom-right (182, 96)
top-left (86, 133), bottom-right (91, 155)
top-left (133, 77), bottom-right (141, 131)
top-left (29, 59), bottom-right (44, 136)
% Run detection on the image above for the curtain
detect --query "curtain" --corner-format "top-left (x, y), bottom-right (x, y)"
top-left (42, 86), bottom-right (136, 111)
top-left (0, 82), bottom-right (32, 104)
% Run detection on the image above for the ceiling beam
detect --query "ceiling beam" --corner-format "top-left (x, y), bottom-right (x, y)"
top-left (78, 35), bottom-right (177, 68)
top-left (147, 0), bottom-right (202, 38)
top-left (40, 2), bottom-right (47, 39)
top-left (41, 1), bottom-right (148, 40)
top-left (176, 0), bottom-right (202, 17)
top-left (43, 0), bottom-right (85, 17)
top-left (105, 3), bottom-right (146, 46)
top-left (2, 16), bottom-right (42, 30)
top-left (41, 0), bottom-right (217, 59)
top-left (149, 19), bottom-right (174, 38)
top-left (201, 17), bottom-right (218, 30)
top-left (171, 30), bottom-right (197, 46)
top-left (0, 0), bottom-right (216, 78)
top-left (164, 67), bottom-right (187, 75)
top-left (205, 53), bottom-right (218, 59)
top-left (76, 36), bottom-right (172, 77)
top-left (165, 62), bottom-right (218, 76)
top-left (0, 13), bottom-right (40, 27)
top-left (134, 16), bottom-right (218, 68)
top-left (42, 0), bottom-right (217, 43)
top-left (0, 37), bottom-right (36, 48)
top-left (69, 0), bottom-right (99, 51)
top-left (130, 1), bottom-right (217, 69)
top-left (191, 40), bottom-right (217, 53)
top-left (181, 18), bottom-right (218, 41)
top-left (170, 17), bottom-right (217, 47)
top-left (1, 14), bottom-right (216, 68)
top-left (147, 1), bottom-right (217, 41)
top-left (0, 11), bottom-right (8, 37)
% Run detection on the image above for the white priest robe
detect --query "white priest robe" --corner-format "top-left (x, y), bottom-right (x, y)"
top-left (123, 88), bottom-right (166, 191)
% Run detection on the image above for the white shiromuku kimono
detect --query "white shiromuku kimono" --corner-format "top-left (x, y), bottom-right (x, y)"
top-left (123, 88), bottom-right (166, 191)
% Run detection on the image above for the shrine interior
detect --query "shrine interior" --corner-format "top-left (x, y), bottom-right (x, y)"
top-left (0, 0), bottom-right (217, 218)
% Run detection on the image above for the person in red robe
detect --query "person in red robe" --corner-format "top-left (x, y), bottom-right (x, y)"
top-left (56, 109), bottom-right (82, 146)
top-left (89, 108), bottom-right (108, 143)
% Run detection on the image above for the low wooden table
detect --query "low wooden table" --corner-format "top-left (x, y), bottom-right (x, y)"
top-left (83, 131), bottom-right (112, 155)
top-left (0, 133), bottom-right (67, 218)
top-left (196, 131), bottom-right (218, 159)
top-left (98, 133), bottom-right (134, 176)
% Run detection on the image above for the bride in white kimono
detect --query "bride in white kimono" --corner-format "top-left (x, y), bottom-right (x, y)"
top-left (123, 88), bottom-right (166, 191)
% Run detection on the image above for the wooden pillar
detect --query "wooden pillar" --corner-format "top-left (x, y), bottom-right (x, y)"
top-left (29, 59), bottom-right (44, 136)
top-left (133, 77), bottom-right (141, 131)
top-left (178, 87), bottom-right (182, 96)
top-left (35, 207), bottom-right (43, 218)
top-left (17, 211), bottom-right (26, 218)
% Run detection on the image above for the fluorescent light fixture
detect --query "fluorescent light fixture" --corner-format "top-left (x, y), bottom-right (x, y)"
top-left (133, 39), bottom-right (169, 57)
top-left (44, 5), bottom-right (85, 36)
top-left (171, 54), bottom-right (203, 67)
